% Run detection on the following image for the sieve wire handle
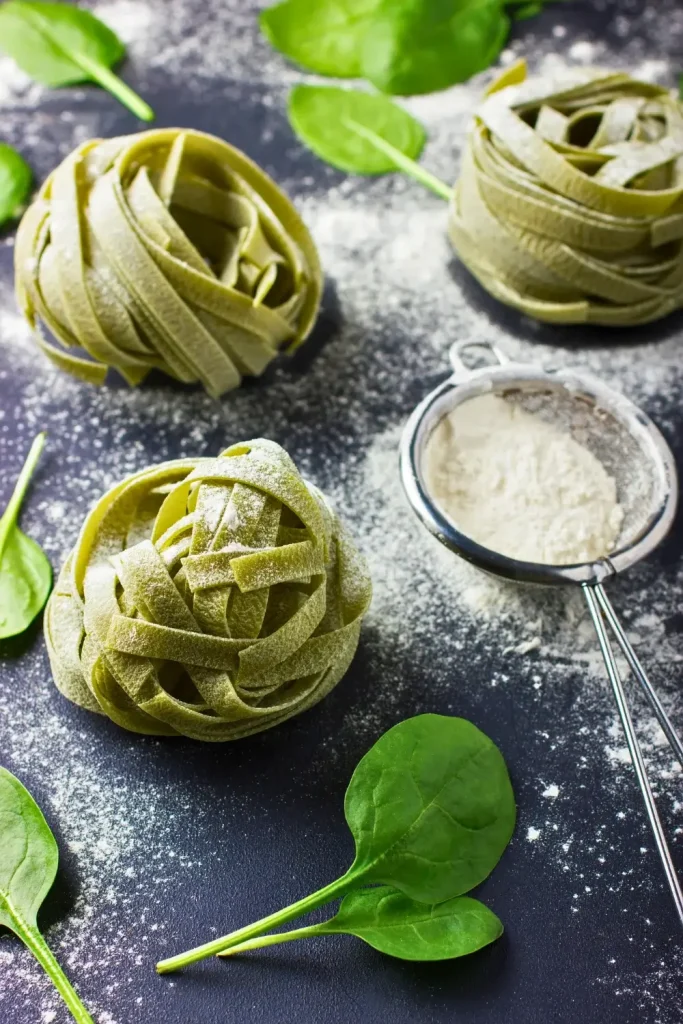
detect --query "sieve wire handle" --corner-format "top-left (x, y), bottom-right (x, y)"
top-left (593, 587), bottom-right (683, 770)
top-left (584, 583), bottom-right (683, 928)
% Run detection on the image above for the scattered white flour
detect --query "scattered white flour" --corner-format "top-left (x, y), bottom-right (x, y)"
top-left (424, 393), bottom-right (624, 565)
top-left (1, 0), bottom-right (683, 1021)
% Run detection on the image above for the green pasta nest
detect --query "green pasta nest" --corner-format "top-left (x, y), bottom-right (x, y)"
top-left (15, 128), bottom-right (322, 396)
top-left (45, 440), bottom-right (371, 741)
top-left (449, 61), bottom-right (683, 326)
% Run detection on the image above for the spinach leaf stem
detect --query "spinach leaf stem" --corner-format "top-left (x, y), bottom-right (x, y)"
top-left (19, 922), bottom-right (95, 1024)
top-left (342, 117), bottom-right (452, 199)
top-left (156, 873), bottom-right (356, 973)
top-left (219, 923), bottom-right (322, 956)
top-left (0, 431), bottom-right (45, 558)
top-left (75, 52), bottom-right (154, 120)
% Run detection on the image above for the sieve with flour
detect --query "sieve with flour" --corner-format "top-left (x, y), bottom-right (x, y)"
top-left (400, 340), bottom-right (683, 926)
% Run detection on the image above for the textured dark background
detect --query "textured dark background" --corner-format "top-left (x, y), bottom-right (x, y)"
top-left (1, 1), bottom-right (683, 1022)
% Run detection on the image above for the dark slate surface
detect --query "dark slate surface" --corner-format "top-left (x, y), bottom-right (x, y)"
top-left (1, 2), bottom-right (683, 1023)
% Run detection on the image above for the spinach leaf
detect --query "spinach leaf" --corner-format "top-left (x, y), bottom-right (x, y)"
top-left (286, 87), bottom-right (451, 196)
top-left (260, 0), bottom-right (383, 78)
top-left (344, 713), bottom-right (516, 901)
top-left (0, 142), bottom-right (32, 226)
top-left (157, 715), bottom-right (515, 972)
top-left (260, 0), bottom-right (555, 95)
top-left (0, 768), bottom-right (95, 1023)
top-left (219, 887), bottom-right (503, 961)
top-left (288, 84), bottom-right (426, 174)
top-left (0, 432), bottom-right (52, 640)
top-left (361, 0), bottom-right (509, 96)
top-left (0, 0), bottom-right (154, 121)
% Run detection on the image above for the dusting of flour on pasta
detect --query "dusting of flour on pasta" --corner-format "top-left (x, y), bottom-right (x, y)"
top-left (1, 0), bottom-right (683, 1021)
top-left (424, 394), bottom-right (624, 564)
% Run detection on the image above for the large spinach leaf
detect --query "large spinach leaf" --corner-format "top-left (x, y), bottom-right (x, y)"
top-left (260, 0), bottom-right (383, 78)
top-left (361, 0), bottom-right (509, 96)
top-left (261, 0), bottom-right (555, 96)
top-left (345, 714), bottom-right (516, 901)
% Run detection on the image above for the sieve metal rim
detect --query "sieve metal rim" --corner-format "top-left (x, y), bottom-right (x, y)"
top-left (399, 343), bottom-right (679, 587)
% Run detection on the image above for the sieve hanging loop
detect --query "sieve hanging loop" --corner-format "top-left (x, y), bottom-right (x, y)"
top-left (449, 339), bottom-right (510, 378)
top-left (400, 345), bottom-right (683, 928)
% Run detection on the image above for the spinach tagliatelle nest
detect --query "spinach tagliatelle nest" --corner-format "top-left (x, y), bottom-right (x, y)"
top-left (449, 62), bottom-right (683, 326)
top-left (15, 129), bottom-right (322, 396)
top-left (45, 440), bottom-right (371, 741)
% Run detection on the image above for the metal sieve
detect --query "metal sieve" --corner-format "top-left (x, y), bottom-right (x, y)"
top-left (400, 340), bottom-right (683, 927)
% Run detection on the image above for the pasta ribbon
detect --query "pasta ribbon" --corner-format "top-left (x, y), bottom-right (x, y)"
top-left (15, 129), bottom-right (322, 395)
top-left (45, 439), bottom-right (371, 741)
top-left (449, 61), bottom-right (683, 325)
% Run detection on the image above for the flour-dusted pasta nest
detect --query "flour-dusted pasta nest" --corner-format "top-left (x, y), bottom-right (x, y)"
top-left (15, 129), bottom-right (322, 396)
top-left (449, 61), bottom-right (683, 326)
top-left (45, 440), bottom-right (371, 741)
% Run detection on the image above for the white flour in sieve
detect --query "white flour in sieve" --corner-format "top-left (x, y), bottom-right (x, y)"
top-left (424, 393), bottom-right (624, 565)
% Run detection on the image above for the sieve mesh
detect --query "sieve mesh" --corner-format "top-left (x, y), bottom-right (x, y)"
top-left (485, 383), bottom-right (656, 552)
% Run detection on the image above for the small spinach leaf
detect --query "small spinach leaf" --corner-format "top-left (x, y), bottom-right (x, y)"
top-left (0, 432), bottom-right (52, 640)
top-left (0, 767), bottom-right (95, 1023)
top-left (220, 887), bottom-right (503, 961)
top-left (0, 143), bottom-right (32, 226)
top-left (0, 0), bottom-right (154, 121)
top-left (361, 0), bottom-right (509, 96)
top-left (157, 715), bottom-right (515, 972)
top-left (260, 0), bottom-right (383, 78)
top-left (324, 889), bottom-right (502, 958)
top-left (288, 84), bottom-right (426, 174)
